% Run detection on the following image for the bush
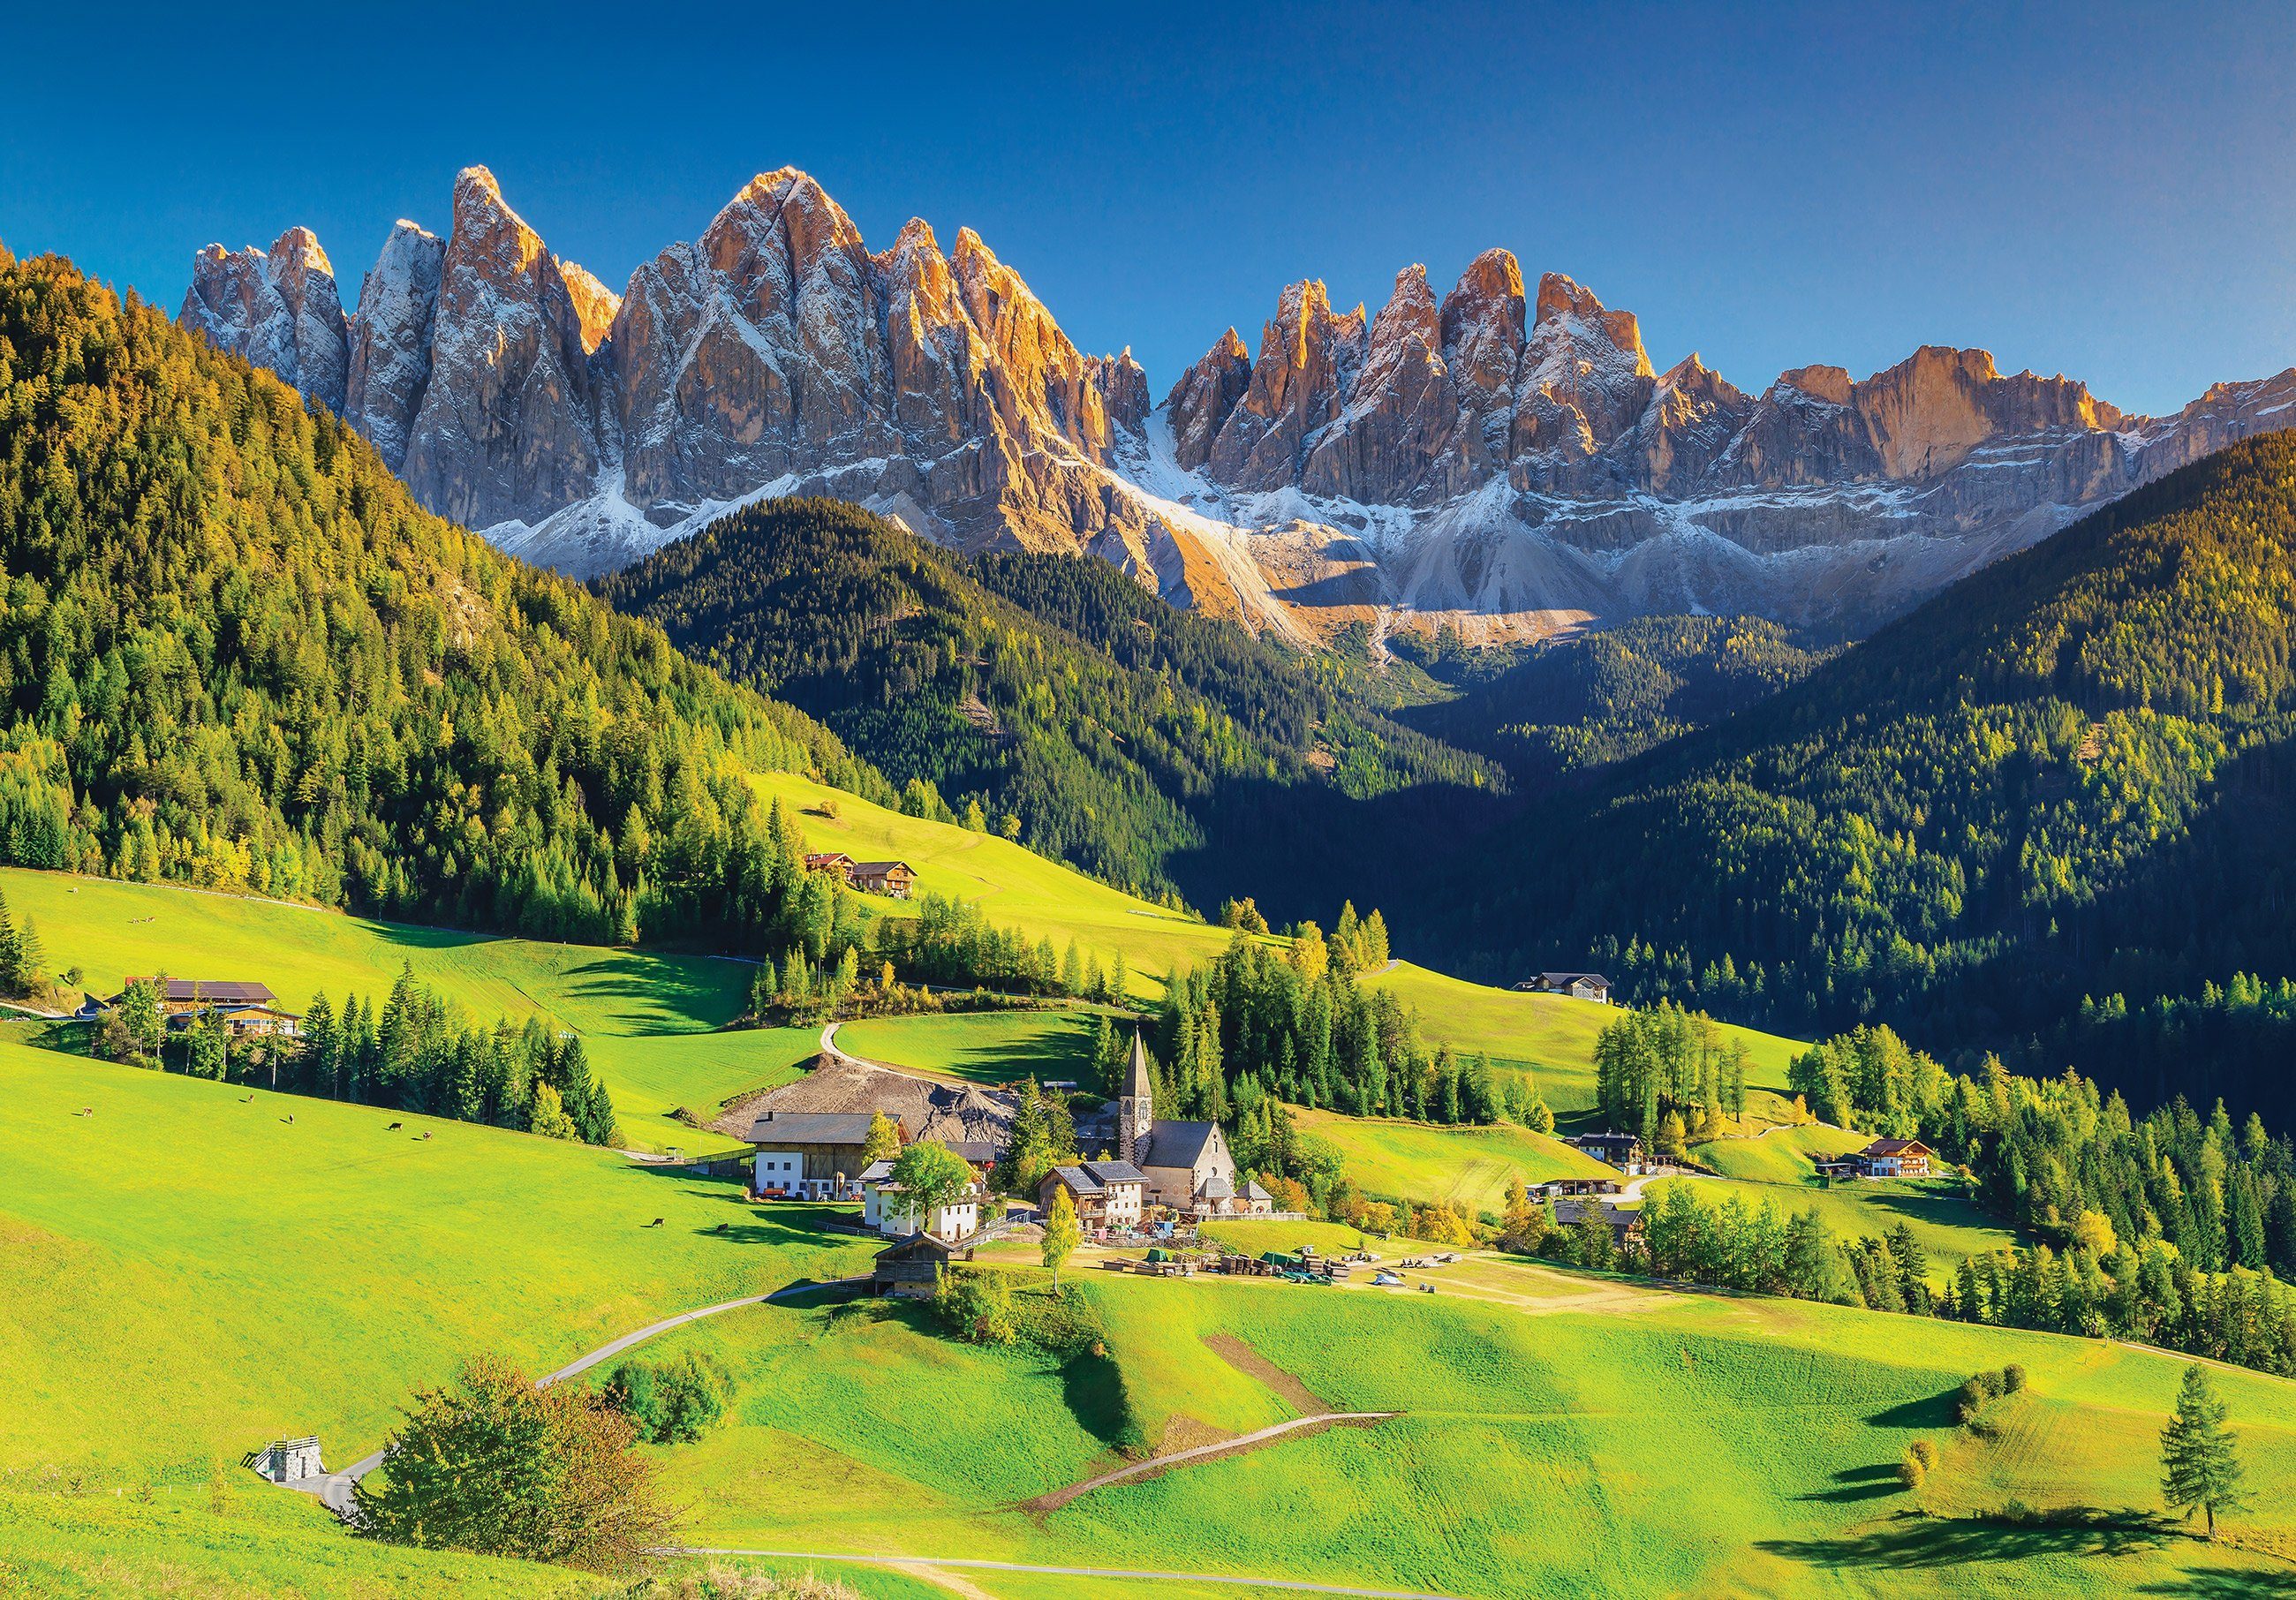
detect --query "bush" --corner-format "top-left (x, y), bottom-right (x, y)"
top-left (933, 1264), bottom-right (1017, 1346)
top-left (1898, 1445), bottom-right (1926, 1490)
top-left (1910, 1438), bottom-right (1937, 1471)
top-left (603, 1351), bottom-right (734, 1445)
top-left (2002, 1362), bottom-right (2028, 1393)
top-left (352, 1355), bottom-right (674, 1574)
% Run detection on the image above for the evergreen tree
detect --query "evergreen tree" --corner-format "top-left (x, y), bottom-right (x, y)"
top-left (2160, 1363), bottom-right (2248, 1536)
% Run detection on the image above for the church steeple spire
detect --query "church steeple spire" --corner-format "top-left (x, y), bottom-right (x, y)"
top-left (1117, 1026), bottom-right (1153, 1164)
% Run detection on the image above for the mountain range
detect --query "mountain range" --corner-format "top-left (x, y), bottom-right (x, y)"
top-left (182, 166), bottom-right (2296, 643)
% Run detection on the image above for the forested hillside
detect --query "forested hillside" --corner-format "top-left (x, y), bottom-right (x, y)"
top-left (0, 253), bottom-right (884, 947)
top-left (1429, 431), bottom-right (2296, 1123)
top-left (1393, 615), bottom-right (1834, 782)
top-left (600, 497), bottom-right (1502, 912)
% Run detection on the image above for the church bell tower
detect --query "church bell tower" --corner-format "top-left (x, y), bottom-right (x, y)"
top-left (1117, 1027), bottom-right (1153, 1165)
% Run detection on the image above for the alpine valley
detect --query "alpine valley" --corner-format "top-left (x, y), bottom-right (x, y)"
top-left (183, 165), bottom-right (2296, 645)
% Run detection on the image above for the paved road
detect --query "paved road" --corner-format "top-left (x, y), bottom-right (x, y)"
top-left (679, 1550), bottom-right (1462, 1599)
top-left (294, 1278), bottom-right (863, 1518)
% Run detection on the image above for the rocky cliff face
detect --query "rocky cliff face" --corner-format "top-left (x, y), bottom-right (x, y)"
top-left (181, 228), bottom-right (350, 416)
top-left (182, 170), bottom-right (2296, 643)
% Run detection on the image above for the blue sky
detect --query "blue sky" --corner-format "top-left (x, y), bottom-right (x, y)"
top-left (6, 0), bottom-right (2292, 413)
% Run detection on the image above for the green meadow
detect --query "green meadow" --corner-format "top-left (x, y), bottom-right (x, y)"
top-left (0, 867), bottom-right (827, 1153)
top-left (0, 1045), bottom-right (876, 1489)
top-left (834, 1008), bottom-right (1106, 1089)
top-left (8, 1046), bottom-right (2294, 1598)
top-left (631, 1264), bottom-right (2296, 1600)
top-left (1288, 1106), bottom-right (1612, 1214)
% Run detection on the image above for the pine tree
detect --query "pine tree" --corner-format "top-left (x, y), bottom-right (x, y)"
top-left (2160, 1363), bottom-right (2247, 1536)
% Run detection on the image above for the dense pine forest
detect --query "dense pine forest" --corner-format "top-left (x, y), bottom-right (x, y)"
top-left (1424, 434), bottom-right (2296, 1126)
top-left (597, 497), bottom-right (1503, 914)
top-left (0, 253), bottom-right (887, 948)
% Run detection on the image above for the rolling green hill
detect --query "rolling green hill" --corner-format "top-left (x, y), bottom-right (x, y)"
top-left (1426, 430), bottom-right (2296, 1125)
top-left (11, 1031), bottom-right (2294, 1598)
top-left (0, 866), bottom-right (816, 1153)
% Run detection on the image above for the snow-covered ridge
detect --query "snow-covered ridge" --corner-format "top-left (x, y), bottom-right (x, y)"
top-left (181, 168), bottom-right (2296, 644)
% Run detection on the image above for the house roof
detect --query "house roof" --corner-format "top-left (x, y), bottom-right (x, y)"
top-left (1138, 1120), bottom-right (1220, 1170)
top-left (858, 1159), bottom-right (896, 1183)
top-left (804, 852), bottom-right (853, 868)
top-left (1860, 1138), bottom-right (1932, 1158)
top-left (874, 1232), bottom-right (956, 1264)
top-left (714, 1056), bottom-right (1016, 1151)
top-left (1199, 1170), bottom-right (1235, 1200)
top-left (1045, 1160), bottom-right (1148, 1195)
top-left (745, 1111), bottom-right (880, 1146)
top-left (1540, 972), bottom-right (1612, 987)
top-left (124, 978), bottom-right (276, 1005)
top-left (848, 860), bottom-right (914, 876)
top-left (1242, 1179), bottom-right (1273, 1201)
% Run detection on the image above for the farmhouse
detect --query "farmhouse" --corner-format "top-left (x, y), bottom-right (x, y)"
top-left (1514, 972), bottom-right (1612, 1004)
top-left (1570, 1131), bottom-right (1646, 1171)
top-left (116, 978), bottom-right (302, 1040)
top-left (848, 860), bottom-right (917, 900)
top-left (1040, 1160), bottom-right (1148, 1229)
top-left (804, 851), bottom-right (855, 877)
top-left (1853, 1137), bottom-right (1934, 1179)
top-left (870, 1230), bottom-right (957, 1298)
top-left (745, 1110), bottom-right (880, 1199)
top-left (1112, 1030), bottom-right (1270, 1217)
top-left (1554, 1197), bottom-right (1645, 1246)
top-left (860, 1156), bottom-right (984, 1242)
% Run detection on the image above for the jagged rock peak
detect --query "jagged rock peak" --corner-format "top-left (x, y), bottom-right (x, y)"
top-left (559, 261), bottom-right (620, 352)
top-left (1163, 328), bottom-right (1253, 469)
top-left (180, 227), bottom-right (350, 416)
top-left (1531, 271), bottom-right (1650, 369)
top-left (344, 221), bottom-right (447, 473)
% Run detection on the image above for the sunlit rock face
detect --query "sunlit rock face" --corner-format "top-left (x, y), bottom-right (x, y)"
top-left (180, 227), bottom-right (350, 417)
top-left (183, 169), bottom-right (2296, 644)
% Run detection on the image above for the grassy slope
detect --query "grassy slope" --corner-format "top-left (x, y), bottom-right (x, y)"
top-left (0, 867), bottom-right (816, 1153)
top-left (638, 1265), bottom-right (2296, 1600)
top-left (834, 1010), bottom-right (1104, 1089)
top-left (11, 1049), bottom-right (2292, 1599)
top-left (1695, 1121), bottom-right (1870, 1182)
top-left (1643, 1174), bottom-right (2022, 1280)
top-left (752, 771), bottom-right (1237, 997)
top-left (0, 1045), bottom-right (875, 1487)
top-left (1288, 1106), bottom-right (1612, 1214)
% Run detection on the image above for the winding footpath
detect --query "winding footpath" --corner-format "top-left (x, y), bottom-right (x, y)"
top-left (293, 1278), bottom-right (863, 1517)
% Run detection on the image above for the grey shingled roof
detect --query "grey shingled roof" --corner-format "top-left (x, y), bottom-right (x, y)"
top-left (1137, 1121), bottom-right (1220, 1169)
top-left (745, 1111), bottom-right (880, 1145)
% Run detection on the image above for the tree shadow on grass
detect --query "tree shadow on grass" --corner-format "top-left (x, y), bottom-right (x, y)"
top-left (1868, 1386), bottom-right (1966, 1430)
top-left (2138, 1569), bottom-right (2296, 1596)
top-left (1759, 1507), bottom-right (2174, 1568)
top-left (1801, 1464), bottom-right (1907, 1504)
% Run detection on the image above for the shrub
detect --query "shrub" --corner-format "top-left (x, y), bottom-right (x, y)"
top-left (933, 1264), bottom-right (1017, 1346)
top-left (604, 1351), bottom-right (734, 1445)
top-left (1910, 1438), bottom-right (1937, 1471)
top-left (2003, 1362), bottom-right (2028, 1393)
top-left (352, 1355), bottom-right (673, 1574)
top-left (1899, 1445), bottom-right (1926, 1490)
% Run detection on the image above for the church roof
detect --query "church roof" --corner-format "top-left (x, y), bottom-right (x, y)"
top-left (1138, 1120), bottom-right (1220, 1170)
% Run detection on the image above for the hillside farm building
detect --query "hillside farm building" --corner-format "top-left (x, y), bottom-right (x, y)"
top-left (1853, 1138), bottom-right (1934, 1179)
top-left (1514, 972), bottom-right (1612, 1004)
top-left (1570, 1132), bottom-right (1647, 1171)
top-left (746, 1110), bottom-right (879, 1199)
top-left (849, 860), bottom-right (917, 899)
top-left (870, 1231), bottom-right (958, 1298)
top-left (860, 1157), bottom-right (983, 1242)
top-left (109, 978), bottom-right (301, 1040)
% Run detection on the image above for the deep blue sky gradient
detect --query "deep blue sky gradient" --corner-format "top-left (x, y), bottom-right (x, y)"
top-left (5, 0), bottom-right (2292, 413)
